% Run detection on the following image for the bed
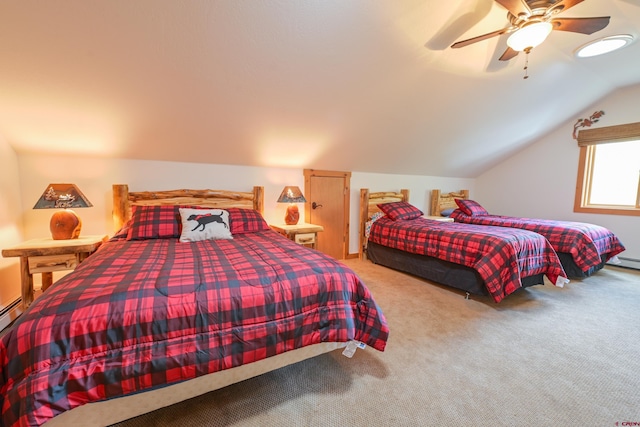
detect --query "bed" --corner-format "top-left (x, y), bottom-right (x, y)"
top-left (360, 189), bottom-right (568, 303)
top-left (431, 189), bottom-right (626, 278)
top-left (0, 184), bottom-right (389, 427)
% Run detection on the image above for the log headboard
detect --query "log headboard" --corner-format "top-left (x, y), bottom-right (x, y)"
top-left (359, 188), bottom-right (409, 259)
top-left (430, 189), bottom-right (469, 216)
top-left (112, 184), bottom-right (264, 232)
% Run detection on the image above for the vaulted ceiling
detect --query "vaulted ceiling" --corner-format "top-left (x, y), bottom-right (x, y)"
top-left (1, 0), bottom-right (639, 178)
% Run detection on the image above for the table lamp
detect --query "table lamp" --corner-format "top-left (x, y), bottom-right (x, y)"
top-left (277, 186), bottom-right (306, 225)
top-left (33, 183), bottom-right (93, 240)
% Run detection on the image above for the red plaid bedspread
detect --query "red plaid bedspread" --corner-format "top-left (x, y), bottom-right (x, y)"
top-left (368, 217), bottom-right (567, 303)
top-left (0, 231), bottom-right (388, 427)
top-left (449, 211), bottom-right (625, 273)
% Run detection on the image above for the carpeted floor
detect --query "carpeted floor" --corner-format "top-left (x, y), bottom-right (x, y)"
top-left (114, 261), bottom-right (640, 427)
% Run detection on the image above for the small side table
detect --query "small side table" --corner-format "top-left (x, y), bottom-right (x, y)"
top-left (2, 235), bottom-right (108, 308)
top-left (270, 223), bottom-right (324, 249)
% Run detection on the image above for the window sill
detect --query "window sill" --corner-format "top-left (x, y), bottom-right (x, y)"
top-left (573, 205), bottom-right (640, 216)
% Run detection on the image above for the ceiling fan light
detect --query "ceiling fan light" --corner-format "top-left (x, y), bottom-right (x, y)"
top-left (576, 35), bottom-right (634, 58)
top-left (507, 22), bottom-right (553, 51)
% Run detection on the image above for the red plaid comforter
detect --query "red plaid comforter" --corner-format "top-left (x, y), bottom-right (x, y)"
top-left (368, 217), bottom-right (567, 303)
top-left (0, 231), bottom-right (389, 427)
top-left (449, 211), bottom-right (625, 273)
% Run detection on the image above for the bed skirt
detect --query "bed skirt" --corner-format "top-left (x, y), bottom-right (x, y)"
top-left (366, 242), bottom-right (544, 297)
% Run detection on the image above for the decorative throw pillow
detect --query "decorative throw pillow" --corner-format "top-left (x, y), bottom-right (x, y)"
top-left (179, 208), bottom-right (233, 242)
top-left (227, 208), bottom-right (270, 234)
top-left (454, 199), bottom-right (489, 216)
top-left (127, 205), bottom-right (181, 240)
top-left (377, 201), bottom-right (423, 220)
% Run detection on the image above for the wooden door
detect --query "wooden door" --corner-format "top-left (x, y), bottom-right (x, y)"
top-left (304, 169), bottom-right (351, 260)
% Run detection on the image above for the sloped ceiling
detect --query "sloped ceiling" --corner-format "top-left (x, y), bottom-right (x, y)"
top-left (0, 0), bottom-right (639, 178)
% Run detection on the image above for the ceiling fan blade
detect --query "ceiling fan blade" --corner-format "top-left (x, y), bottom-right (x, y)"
top-left (494, 0), bottom-right (531, 17)
top-left (451, 27), bottom-right (514, 49)
top-left (498, 46), bottom-right (520, 61)
top-left (549, 0), bottom-right (585, 13)
top-left (552, 17), bottom-right (610, 35)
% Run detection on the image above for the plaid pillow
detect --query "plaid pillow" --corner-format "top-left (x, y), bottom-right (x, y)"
top-left (126, 205), bottom-right (181, 240)
top-left (377, 201), bottom-right (423, 221)
top-left (112, 218), bottom-right (134, 240)
top-left (227, 208), bottom-right (270, 234)
top-left (455, 199), bottom-right (489, 216)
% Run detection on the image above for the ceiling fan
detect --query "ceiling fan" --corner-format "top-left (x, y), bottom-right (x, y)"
top-left (450, 0), bottom-right (610, 61)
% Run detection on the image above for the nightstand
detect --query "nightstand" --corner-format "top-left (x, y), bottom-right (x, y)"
top-left (270, 223), bottom-right (324, 249)
top-left (422, 215), bottom-right (454, 222)
top-left (2, 235), bottom-right (108, 308)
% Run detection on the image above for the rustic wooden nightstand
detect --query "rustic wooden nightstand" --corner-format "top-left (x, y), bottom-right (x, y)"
top-left (270, 223), bottom-right (324, 249)
top-left (2, 235), bottom-right (108, 308)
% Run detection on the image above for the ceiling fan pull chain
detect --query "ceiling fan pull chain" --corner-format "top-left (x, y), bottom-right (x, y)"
top-left (523, 47), bottom-right (531, 80)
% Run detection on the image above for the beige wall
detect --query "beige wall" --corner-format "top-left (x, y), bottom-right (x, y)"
top-left (0, 136), bottom-right (23, 309)
top-left (476, 82), bottom-right (640, 261)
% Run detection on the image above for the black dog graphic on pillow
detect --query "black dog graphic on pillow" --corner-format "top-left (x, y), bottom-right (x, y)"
top-left (188, 211), bottom-right (228, 231)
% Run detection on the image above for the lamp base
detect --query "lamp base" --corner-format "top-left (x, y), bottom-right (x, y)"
top-left (284, 205), bottom-right (300, 225)
top-left (50, 209), bottom-right (82, 240)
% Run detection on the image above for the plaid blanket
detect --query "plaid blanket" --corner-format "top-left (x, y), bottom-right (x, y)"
top-left (368, 217), bottom-right (567, 303)
top-left (449, 211), bottom-right (625, 273)
top-left (0, 231), bottom-right (388, 427)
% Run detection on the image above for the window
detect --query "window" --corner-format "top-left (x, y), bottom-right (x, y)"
top-left (575, 121), bottom-right (640, 216)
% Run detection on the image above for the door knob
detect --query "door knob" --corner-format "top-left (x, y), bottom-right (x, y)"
top-left (312, 202), bottom-right (323, 209)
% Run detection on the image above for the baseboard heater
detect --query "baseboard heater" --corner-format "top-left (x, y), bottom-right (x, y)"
top-left (0, 297), bottom-right (23, 332)
top-left (611, 256), bottom-right (640, 271)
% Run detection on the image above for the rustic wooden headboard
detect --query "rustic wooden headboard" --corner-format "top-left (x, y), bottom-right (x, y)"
top-left (359, 188), bottom-right (409, 259)
top-left (430, 189), bottom-right (469, 216)
top-left (112, 184), bottom-right (264, 232)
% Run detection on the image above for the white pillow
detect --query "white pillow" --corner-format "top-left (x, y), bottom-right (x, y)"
top-left (179, 208), bottom-right (233, 242)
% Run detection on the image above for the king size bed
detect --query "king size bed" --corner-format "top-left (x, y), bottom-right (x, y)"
top-left (430, 189), bottom-right (625, 278)
top-left (359, 189), bottom-right (568, 303)
top-left (0, 184), bottom-right (389, 427)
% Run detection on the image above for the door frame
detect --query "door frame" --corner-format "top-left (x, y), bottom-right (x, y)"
top-left (303, 169), bottom-right (351, 260)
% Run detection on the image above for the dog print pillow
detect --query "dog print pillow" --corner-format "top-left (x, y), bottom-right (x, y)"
top-left (179, 208), bottom-right (233, 242)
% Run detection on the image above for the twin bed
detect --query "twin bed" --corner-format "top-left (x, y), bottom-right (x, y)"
top-left (0, 185), bottom-right (389, 427)
top-left (431, 189), bottom-right (625, 278)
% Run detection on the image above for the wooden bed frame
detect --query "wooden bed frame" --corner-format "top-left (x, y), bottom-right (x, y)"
top-left (112, 184), bottom-right (265, 232)
top-left (359, 188), bottom-right (409, 259)
top-left (429, 189), bottom-right (469, 216)
top-left (45, 184), bottom-right (343, 427)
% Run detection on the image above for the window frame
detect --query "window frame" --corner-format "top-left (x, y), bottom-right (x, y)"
top-left (574, 121), bottom-right (640, 216)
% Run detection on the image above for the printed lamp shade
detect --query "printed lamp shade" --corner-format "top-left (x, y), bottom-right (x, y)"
top-left (33, 183), bottom-right (93, 240)
top-left (277, 186), bottom-right (306, 225)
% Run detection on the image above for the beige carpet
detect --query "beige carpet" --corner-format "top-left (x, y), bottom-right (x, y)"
top-left (114, 261), bottom-right (640, 427)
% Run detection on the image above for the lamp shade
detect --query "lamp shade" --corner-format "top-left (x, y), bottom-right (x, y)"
top-left (277, 186), bottom-right (306, 225)
top-left (33, 184), bottom-right (93, 240)
top-left (507, 22), bottom-right (553, 51)
top-left (276, 186), bottom-right (306, 204)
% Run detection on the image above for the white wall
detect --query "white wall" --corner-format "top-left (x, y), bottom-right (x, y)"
top-left (0, 136), bottom-right (23, 309)
top-left (476, 83), bottom-right (640, 262)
